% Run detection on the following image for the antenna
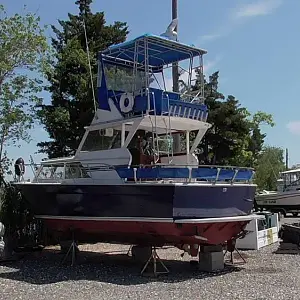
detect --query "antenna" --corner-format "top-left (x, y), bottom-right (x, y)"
top-left (171, 0), bottom-right (179, 93)
top-left (171, 0), bottom-right (181, 153)
top-left (286, 148), bottom-right (289, 170)
top-left (82, 18), bottom-right (97, 115)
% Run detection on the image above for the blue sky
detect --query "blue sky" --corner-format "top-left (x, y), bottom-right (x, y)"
top-left (2, 0), bottom-right (300, 169)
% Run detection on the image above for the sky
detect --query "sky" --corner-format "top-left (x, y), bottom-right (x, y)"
top-left (2, 0), bottom-right (300, 173)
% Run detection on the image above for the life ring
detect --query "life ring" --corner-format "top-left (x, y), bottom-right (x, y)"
top-left (0, 222), bottom-right (5, 238)
top-left (119, 93), bottom-right (134, 113)
top-left (14, 157), bottom-right (25, 177)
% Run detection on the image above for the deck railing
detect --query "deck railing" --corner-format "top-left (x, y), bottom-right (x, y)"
top-left (12, 162), bottom-right (255, 185)
top-left (115, 164), bottom-right (254, 183)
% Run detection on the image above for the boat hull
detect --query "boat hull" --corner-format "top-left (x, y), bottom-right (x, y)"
top-left (16, 182), bottom-right (256, 245)
top-left (255, 191), bottom-right (300, 210)
top-left (41, 217), bottom-right (250, 246)
top-left (18, 183), bottom-right (255, 218)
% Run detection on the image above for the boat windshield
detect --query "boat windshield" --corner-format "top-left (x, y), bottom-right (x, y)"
top-left (81, 126), bottom-right (130, 152)
top-left (35, 162), bottom-right (90, 181)
top-left (98, 62), bottom-right (148, 93)
top-left (283, 171), bottom-right (300, 186)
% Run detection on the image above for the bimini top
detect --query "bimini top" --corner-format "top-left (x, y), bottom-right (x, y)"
top-left (99, 33), bottom-right (207, 72)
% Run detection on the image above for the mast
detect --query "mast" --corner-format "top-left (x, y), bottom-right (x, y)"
top-left (172, 0), bottom-right (181, 153)
top-left (172, 0), bottom-right (179, 93)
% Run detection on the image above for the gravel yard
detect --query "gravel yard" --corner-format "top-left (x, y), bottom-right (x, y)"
top-left (0, 218), bottom-right (300, 300)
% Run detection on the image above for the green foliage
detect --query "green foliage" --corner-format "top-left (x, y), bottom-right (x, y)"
top-left (0, 177), bottom-right (40, 254)
top-left (0, 181), bottom-right (33, 234)
top-left (254, 146), bottom-right (286, 191)
top-left (38, 0), bottom-right (129, 158)
top-left (192, 70), bottom-right (274, 167)
top-left (0, 5), bottom-right (51, 170)
top-left (233, 111), bottom-right (275, 167)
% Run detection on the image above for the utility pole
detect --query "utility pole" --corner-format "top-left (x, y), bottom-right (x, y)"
top-left (172, 0), bottom-right (181, 153)
top-left (285, 148), bottom-right (289, 170)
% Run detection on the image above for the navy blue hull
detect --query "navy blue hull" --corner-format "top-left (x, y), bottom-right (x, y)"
top-left (17, 183), bottom-right (255, 219)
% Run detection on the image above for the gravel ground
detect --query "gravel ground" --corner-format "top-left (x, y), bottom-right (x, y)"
top-left (0, 217), bottom-right (300, 300)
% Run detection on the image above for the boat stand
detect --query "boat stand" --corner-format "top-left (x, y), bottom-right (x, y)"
top-left (140, 247), bottom-right (169, 277)
top-left (61, 232), bottom-right (79, 266)
top-left (224, 240), bottom-right (246, 265)
top-left (127, 245), bottom-right (133, 256)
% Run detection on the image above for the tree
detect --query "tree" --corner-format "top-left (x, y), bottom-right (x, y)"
top-left (0, 5), bottom-right (50, 257)
top-left (37, 0), bottom-right (129, 158)
top-left (254, 146), bottom-right (286, 191)
top-left (194, 71), bottom-right (250, 165)
top-left (191, 70), bottom-right (274, 167)
top-left (233, 111), bottom-right (275, 167)
top-left (0, 5), bottom-right (51, 172)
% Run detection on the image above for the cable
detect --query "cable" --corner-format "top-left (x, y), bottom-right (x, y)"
top-left (82, 18), bottom-right (97, 115)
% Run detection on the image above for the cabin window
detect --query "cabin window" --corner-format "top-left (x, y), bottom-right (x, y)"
top-left (37, 164), bottom-right (65, 180)
top-left (102, 63), bottom-right (147, 93)
top-left (65, 163), bottom-right (90, 179)
top-left (156, 135), bottom-right (173, 154)
top-left (172, 132), bottom-right (194, 154)
top-left (127, 130), bottom-right (192, 159)
top-left (81, 127), bottom-right (129, 152)
top-left (284, 172), bottom-right (300, 186)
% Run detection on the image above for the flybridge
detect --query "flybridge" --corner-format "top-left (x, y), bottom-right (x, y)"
top-left (96, 33), bottom-right (208, 122)
top-left (100, 33), bottom-right (207, 71)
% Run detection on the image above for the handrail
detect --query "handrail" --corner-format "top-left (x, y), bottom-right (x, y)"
top-left (127, 163), bottom-right (255, 171)
top-left (163, 91), bottom-right (173, 164)
top-left (114, 164), bottom-right (254, 183)
top-left (12, 162), bottom-right (255, 171)
top-left (12, 162), bottom-right (255, 184)
top-left (231, 169), bottom-right (239, 183)
top-left (214, 167), bottom-right (221, 184)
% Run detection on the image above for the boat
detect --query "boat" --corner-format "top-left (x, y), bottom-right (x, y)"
top-left (14, 29), bottom-right (260, 254)
top-left (255, 168), bottom-right (300, 216)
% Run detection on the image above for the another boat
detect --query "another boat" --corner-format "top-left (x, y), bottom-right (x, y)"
top-left (14, 31), bottom-right (260, 252)
top-left (255, 168), bottom-right (300, 216)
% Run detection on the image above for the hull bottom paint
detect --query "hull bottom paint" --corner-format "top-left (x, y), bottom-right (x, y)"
top-left (41, 217), bottom-right (249, 246)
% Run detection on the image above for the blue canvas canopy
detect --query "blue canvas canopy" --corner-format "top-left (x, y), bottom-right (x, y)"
top-left (99, 33), bottom-right (207, 71)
